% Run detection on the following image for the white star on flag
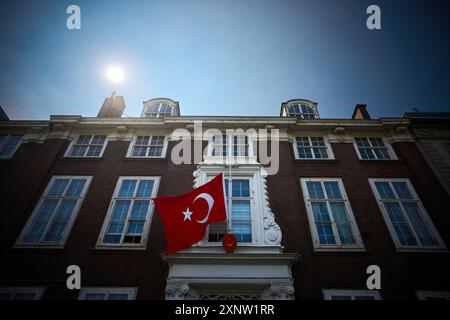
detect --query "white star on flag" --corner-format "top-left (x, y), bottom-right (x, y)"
top-left (182, 208), bottom-right (193, 221)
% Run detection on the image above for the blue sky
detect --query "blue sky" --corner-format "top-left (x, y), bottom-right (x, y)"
top-left (0, 0), bottom-right (449, 119)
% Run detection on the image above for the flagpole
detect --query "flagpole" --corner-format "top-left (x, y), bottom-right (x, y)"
top-left (227, 133), bottom-right (232, 234)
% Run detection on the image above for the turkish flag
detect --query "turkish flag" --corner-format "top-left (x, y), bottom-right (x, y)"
top-left (153, 173), bottom-right (227, 254)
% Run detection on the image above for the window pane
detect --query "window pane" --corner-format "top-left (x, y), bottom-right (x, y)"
top-left (76, 135), bottom-right (92, 144)
top-left (91, 135), bottom-right (106, 145)
top-left (232, 200), bottom-right (251, 221)
top-left (330, 202), bottom-right (356, 244)
top-left (86, 146), bottom-right (102, 157)
top-left (375, 182), bottom-right (396, 199)
top-left (402, 202), bottom-right (438, 246)
top-left (392, 182), bottom-right (413, 199)
top-left (24, 199), bottom-right (59, 243)
top-left (84, 293), bottom-right (106, 300)
top-left (44, 199), bottom-right (77, 241)
top-left (70, 145), bottom-right (87, 157)
top-left (126, 222), bottom-right (144, 235)
top-left (135, 180), bottom-right (154, 198)
top-left (383, 202), bottom-right (417, 246)
top-left (48, 179), bottom-right (69, 196)
top-left (0, 135), bottom-right (22, 156)
top-left (108, 293), bottom-right (130, 300)
top-left (306, 182), bottom-right (325, 199)
top-left (130, 200), bottom-right (149, 220)
top-left (118, 180), bottom-right (137, 197)
top-left (324, 182), bottom-right (342, 199)
top-left (311, 202), bottom-right (335, 244)
top-left (331, 295), bottom-right (352, 300)
top-left (65, 179), bottom-right (86, 197)
top-left (231, 180), bottom-right (250, 197)
top-left (208, 221), bottom-right (227, 242)
top-left (132, 146), bottom-right (147, 157)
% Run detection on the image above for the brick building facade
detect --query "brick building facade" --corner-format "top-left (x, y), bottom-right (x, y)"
top-left (0, 96), bottom-right (449, 300)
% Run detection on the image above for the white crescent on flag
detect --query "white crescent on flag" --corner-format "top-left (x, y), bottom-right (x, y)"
top-left (193, 193), bottom-right (214, 224)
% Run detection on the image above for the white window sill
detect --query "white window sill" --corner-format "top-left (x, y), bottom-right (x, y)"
top-left (313, 246), bottom-right (366, 253)
top-left (13, 243), bottom-right (65, 249)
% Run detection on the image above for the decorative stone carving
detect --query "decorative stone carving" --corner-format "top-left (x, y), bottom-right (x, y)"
top-left (260, 168), bottom-right (282, 246)
top-left (165, 281), bottom-right (190, 300)
top-left (261, 283), bottom-right (295, 300)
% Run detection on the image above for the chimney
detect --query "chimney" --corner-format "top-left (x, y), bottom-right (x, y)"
top-left (351, 104), bottom-right (371, 120)
top-left (97, 92), bottom-right (126, 118)
top-left (0, 105), bottom-right (9, 121)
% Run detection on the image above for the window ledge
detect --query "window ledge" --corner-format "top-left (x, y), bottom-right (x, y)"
top-left (294, 159), bottom-right (338, 163)
top-left (59, 157), bottom-right (103, 161)
top-left (93, 246), bottom-right (148, 253)
top-left (357, 159), bottom-right (402, 163)
top-left (122, 157), bottom-right (167, 161)
top-left (313, 247), bottom-right (366, 255)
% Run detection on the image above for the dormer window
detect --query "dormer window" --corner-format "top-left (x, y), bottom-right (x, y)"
top-left (280, 99), bottom-right (319, 119)
top-left (288, 104), bottom-right (316, 119)
top-left (141, 98), bottom-right (180, 118)
top-left (143, 103), bottom-right (173, 118)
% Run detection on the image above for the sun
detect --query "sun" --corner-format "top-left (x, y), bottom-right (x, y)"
top-left (106, 66), bottom-right (124, 83)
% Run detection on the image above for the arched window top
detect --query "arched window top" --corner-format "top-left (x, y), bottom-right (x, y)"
top-left (141, 98), bottom-right (180, 118)
top-left (281, 99), bottom-right (319, 119)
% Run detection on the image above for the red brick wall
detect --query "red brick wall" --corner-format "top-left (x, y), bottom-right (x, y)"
top-left (0, 139), bottom-right (449, 299)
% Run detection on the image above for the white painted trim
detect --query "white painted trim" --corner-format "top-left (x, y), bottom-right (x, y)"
top-left (368, 178), bottom-right (447, 251)
top-left (63, 134), bottom-right (109, 158)
top-left (292, 136), bottom-right (335, 160)
top-left (15, 176), bottom-right (92, 247)
top-left (96, 176), bottom-right (160, 249)
top-left (0, 286), bottom-right (45, 300)
top-left (78, 287), bottom-right (137, 300)
top-left (323, 289), bottom-right (382, 300)
top-left (125, 135), bottom-right (168, 158)
top-left (300, 178), bottom-right (364, 251)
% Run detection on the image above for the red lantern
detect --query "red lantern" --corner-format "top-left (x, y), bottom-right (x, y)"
top-left (222, 233), bottom-right (237, 253)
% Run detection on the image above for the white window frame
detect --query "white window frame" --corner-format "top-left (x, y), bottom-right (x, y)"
top-left (78, 287), bottom-right (137, 300)
top-left (15, 175), bottom-right (92, 248)
top-left (323, 289), bottom-right (382, 300)
top-left (0, 287), bottom-right (45, 300)
top-left (126, 135), bottom-right (168, 158)
top-left (416, 291), bottom-right (450, 300)
top-left (96, 176), bottom-right (160, 249)
top-left (204, 133), bottom-right (257, 164)
top-left (369, 178), bottom-right (446, 251)
top-left (64, 134), bottom-right (108, 158)
top-left (300, 178), bottom-right (364, 251)
top-left (353, 137), bottom-right (398, 160)
top-left (292, 136), bottom-right (335, 160)
top-left (0, 134), bottom-right (23, 159)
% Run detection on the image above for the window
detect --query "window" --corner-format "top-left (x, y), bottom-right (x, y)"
top-left (97, 177), bottom-right (160, 247)
top-left (78, 287), bottom-right (137, 300)
top-left (300, 178), bottom-right (363, 250)
top-left (0, 287), bottom-right (45, 300)
top-left (293, 137), bottom-right (333, 159)
top-left (287, 104), bottom-right (317, 119)
top-left (416, 291), bottom-right (450, 300)
top-left (210, 134), bottom-right (249, 157)
top-left (16, 176), bottom-right (92, 246)
top-left (369, 179), bottom-right (445, 250)
top-left (323, 290), bottom-right (381, 300)
top-left (354, 137), bottom-right (396, 160)
top-left (143, 103), bottom-right (173, 118)
top-left (127, 136), bottom-right (167, 158)
top-left (0, 134), bottom-right (23, 159)
top-left (208, 178), bottom-right (253, 243)
top-left (65, 135), bottom-right (107, 157)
